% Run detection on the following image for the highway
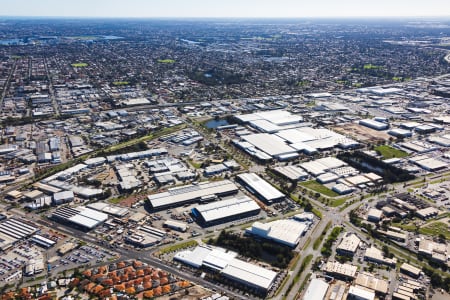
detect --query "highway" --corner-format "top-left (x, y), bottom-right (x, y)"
top-left (35, 218), bottom-right (248, 299)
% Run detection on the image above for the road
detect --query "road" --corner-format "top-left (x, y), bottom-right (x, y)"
top-left (44, 57), bottom-right (60, 116)
top-left (34, 218), bottom-right (248, 299)
top-left (0, 58), bottom-right (17, 111)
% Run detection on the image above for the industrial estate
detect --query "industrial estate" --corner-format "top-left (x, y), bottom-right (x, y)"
top-left (0, 16), bottom-right (449, 300)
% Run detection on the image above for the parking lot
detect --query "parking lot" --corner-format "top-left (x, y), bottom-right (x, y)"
top-left (0, 242), bottom-right (45, 282)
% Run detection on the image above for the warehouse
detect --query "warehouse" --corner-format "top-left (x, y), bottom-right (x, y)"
top-left (323, 261), bottom-right (358, 280)
top-left (415, 207), bottom-right (439, 219)
top-left (237, 173), bottom-right (285, 204)
top-left (303, 278), bottom-right (329, 300)
top-left (163, 220), bottom-right (188, 232)
top-left (388, 128), bottom-right (412, 138)
top-left (409, 156), bottom-right (448, 172)
top-left (87, 202), bottom-right (129, 218)
top-left (355, 273), bottom-right (389, 295)
top-left (359, 119), bottom-right (389, 131)
top-left (125, 225), bottom-right (166, 247)
top-left (0, 218), bottom-right (39, 251)
top-left (147, 180), bottom-right (238, 210)
top-left (400, 263), bottom-right (421, 278)
top-left (336, 233), bottom-right (361, 256)
top-left (242, 133), bottom-right (298, 160)
top-left (51, 206), bottom-right (108, 230)
top-left (174, 245), bottom-right (277, 293)
top-left (191, 195), bottom-right (261, 227)
top-left (235, 110), bottom-right (303, 126)
top-left (272, 165), bottom-right (308, 181)
top-left (347, 285), bottom-right (375, 300)
top-left (53, 191), bottom-right (74, 205)
top-left (246, 219), bottom-right (309, 248)
top-left (367, 208), bottom-right (383, 222)
top-left (221, 259), bottom-right (277, 293)
top-left (300, 157), bottom-right (347, 177)
top-left (332, 183), bottom-right (355, 195)
top-left (30, 234), bottom-right (56, 248)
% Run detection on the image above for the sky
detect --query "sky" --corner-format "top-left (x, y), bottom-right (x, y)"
top-left (0, 0), bottom-right (449, 18)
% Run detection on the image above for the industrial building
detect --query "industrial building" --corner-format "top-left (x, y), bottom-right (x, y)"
top-left (30, 234), bottom-right (56, 248)
top-left (174, 245), bottom-right (277, 293)
top-left (241, 133), bottom-right (299, 160)
top-left (364, 246), bottom-right (397, 266)
top-left (0, 218), bottom-right (39, 251)
top-left (53, 190), bottom-right (74, 205)
top-left (302, 278), bottom-right (329, 300)
top-left (418, 239), bottom-right (449, 263)
top-left (51, 206), bottom-right (108, 230)
top-left (323, 261), bottom-right (358, 280)
top-left (273, 165), bottom-right (309, 181)
top-left (359, 119), bottom-right (389, 130)
top-left (147, 180), bottom-right (238, 210)
top-left (400, 263), bottom-right (421, 278)
top-left (336, 233), bottom-right (361, 256)
top-left (347, 285), bottom-right (375, 300)
top-left (87, 202), bottom-right (129, 218)
top-left (409, 155), bottom-right (448, 172)
top-left (388, 128), bottom-right (412, 138)
top-left (125, 225), bottom-right (166, 247)
top-left (300, 157), bottom-right (347, 177)
top-left (355, 273), bottom-right (389, 295)
top-left (163, 220), bottom-right (188, 232)
top-left (415, 207), bottom-right (439, 219)
top-left (237, 173), bottom-right (285, 204)
top-left (246, 219), bottom-right (309, 248)
top-left (367, 208), bottom-right (383, 222)
top-left (191, 195), bottom-right (261, 227)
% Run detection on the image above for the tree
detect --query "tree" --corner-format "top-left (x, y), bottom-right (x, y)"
top-left (431, 273), bottom-right (442, 287)
top-left (304, 201), bottom-right (313, 212)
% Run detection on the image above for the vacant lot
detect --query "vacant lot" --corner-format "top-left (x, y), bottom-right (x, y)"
top-left (71, 62), bottom-right (88, 67)
top-left (333, 123), bottom-right (390, 143)
top-left (375, 145), bottom-right (408, 159)
top-left (300, 180), bottom-right (339, 197)
top-left (420, 219), bottom-right (450, 239)
top-left (158, 59), bottom-right (175, 63)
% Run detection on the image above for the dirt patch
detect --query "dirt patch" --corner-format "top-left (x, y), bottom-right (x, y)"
top-left (334, 123), bottom-right (391, 143)
top-left (156, 285), bottom-right (213, 300)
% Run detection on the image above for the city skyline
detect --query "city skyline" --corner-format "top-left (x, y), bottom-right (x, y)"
top-left (0, 0), bottom-right (449, 18)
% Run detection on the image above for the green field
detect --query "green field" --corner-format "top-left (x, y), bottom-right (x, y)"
top-left (363, 64), bottom-right (381, 69)
top-left (71, 62), bottom-right (88, 67)
top-left (375, 145), bottom-right (408, 159)
top-left (112, 81), bottom-right (129, 86)
top-left (158, 59), bottom-right (175, 64)
top-left (158, 240), bottom-right (198, 255)
top-left (300, 180), bottom-right (339, 197)
top-left (331, 197), bottom-right (350, 207)
top-left (420, 222), bottom-right (450, 239)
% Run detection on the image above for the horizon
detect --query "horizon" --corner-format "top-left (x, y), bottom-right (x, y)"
top-left (0, 0), bottom-right (449, 19)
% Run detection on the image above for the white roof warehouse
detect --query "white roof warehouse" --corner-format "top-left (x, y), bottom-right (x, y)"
top-left (147, 180), bottom-right (238, 210)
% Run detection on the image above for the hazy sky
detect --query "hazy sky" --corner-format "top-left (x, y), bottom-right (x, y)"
top-left (0, 0), bottom-right (449, 18)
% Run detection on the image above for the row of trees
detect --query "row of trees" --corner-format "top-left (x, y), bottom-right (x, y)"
top-left (337, 151), bottom-right (415, 183)
top-left (210, 230), bottom-right (294, 269)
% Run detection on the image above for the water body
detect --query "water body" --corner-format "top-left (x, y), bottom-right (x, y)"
top-left (205, 119), bottom-right (229, 129)
top-left (0, 38), bottom-right (24, 45)
top-left (103, 35), bottom-right (123, 40)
